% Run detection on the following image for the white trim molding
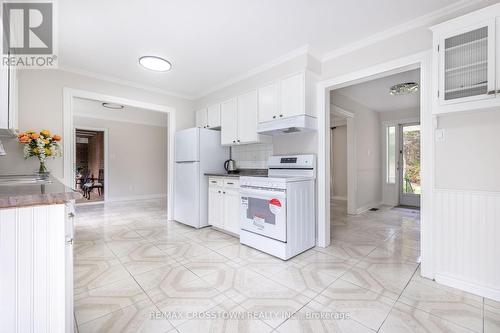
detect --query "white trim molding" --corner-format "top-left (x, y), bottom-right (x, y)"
top-left (63, 88), bottom-right (176, 220)
top-left (316, 51), bottom-right (434, 280)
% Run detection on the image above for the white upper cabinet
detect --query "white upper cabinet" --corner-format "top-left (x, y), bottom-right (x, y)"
top-left (258, 82), bottom-right (279, 122)
top-left (207, 104), bottom-right (221, 128)
top-left (196, 105), bottom-right (221, 129)
top-left (220, 92), bottom-right (271, 146)
top-left (432, 4), bottom-right (500, 114)
top-left (237, 90), bottom-right (259, 143)
top-left (195, 108), bottom-right (208, 128)
top-left (220, 98), bottom-right (238, 145)
top-left (280, 73), bottom-right (305, 118)
top-left (257, 72), bottom-right (315, 123)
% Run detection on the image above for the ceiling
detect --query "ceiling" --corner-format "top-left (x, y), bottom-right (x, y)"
top-left (74, 98), bottom-right (168, 127)
top-left (333, 69), bottom-right (421, 112)
top-left (59, 0), bottom-right (463, 98)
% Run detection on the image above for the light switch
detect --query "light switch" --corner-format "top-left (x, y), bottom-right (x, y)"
top-left (435, 129), bottom-right (445, 142)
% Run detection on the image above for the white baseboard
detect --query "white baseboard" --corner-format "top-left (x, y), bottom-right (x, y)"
top-left (106, 193), bottom-right (167, 203)
top-left (331, 196), bottom-right (347, 201)
top-left (435, 274), bottom-right (500, 302)
top-left (355, 202), bottom-right (381, 215)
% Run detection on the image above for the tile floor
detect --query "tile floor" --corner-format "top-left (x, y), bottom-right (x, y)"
top-left (73, 199), bottom-right (500, 332)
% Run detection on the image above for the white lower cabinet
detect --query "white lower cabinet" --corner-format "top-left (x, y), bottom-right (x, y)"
top-left (0, 202), bottom-right (75, 333)
top-left (208, 177), bottom-right (240, 235)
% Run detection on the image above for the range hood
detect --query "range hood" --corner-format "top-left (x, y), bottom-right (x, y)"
top-left (257, 115), bottom-right (317, 136)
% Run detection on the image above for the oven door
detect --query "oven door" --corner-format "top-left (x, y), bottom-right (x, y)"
top-left (240, 186), bottom-right (287, 242)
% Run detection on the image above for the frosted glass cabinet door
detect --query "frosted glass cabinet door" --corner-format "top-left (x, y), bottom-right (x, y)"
top-left (439, 20), bottom-right (496, 104)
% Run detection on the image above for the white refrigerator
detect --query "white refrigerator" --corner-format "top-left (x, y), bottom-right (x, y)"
top-left (174, 128), bottom-right (228, 228)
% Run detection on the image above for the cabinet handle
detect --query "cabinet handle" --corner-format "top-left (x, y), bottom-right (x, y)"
top-left (273, 115), bottom-right (276, 119)
top-left (227, 182), bottom-right (234, 185)
top-left (207, 125), bottom-right (210, 128)
top-left (223, 191), bottom-right (226, 194)
top-left (237, 140), bottom-right (240, 143)
top-left (218, 190), bottom-right (221, 193)
top-left (279, 114), bottom-right (283, 117)
top-left (233, 140), bottom-right (236, 143)
top-left (211, 181), bottom-right (217, 183)
top-left (487, 90), bottom-right (496, 95)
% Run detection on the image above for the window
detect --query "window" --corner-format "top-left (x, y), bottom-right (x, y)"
top-left (386, 126), bottom-right (396, 184)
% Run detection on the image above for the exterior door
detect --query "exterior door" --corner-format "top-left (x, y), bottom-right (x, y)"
top-left (399, 123), bottom-right (421, 207)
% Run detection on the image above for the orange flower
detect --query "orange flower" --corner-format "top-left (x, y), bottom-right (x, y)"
top-left (19, 135), bottom-right (30, 143)
top-left (52, 135), bottom-right (61, 141)
top-left (17, 132), bottom-right (25, 139)
top-left (40, 129), bottom-right (51, 137)
top-left (31, 133), bottom-right (40, 139)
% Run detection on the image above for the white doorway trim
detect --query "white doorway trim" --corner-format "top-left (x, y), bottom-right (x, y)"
top-left (331, 105), bottom-right (356, 215)
top-left (316, 50), bottom-right (434, 279)
top-left (74, 126), bottom-right (109, 203)
top-left (63, 88), bottom-right (176, 219)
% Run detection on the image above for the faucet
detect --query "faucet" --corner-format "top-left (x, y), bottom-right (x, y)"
top-left (0, 140), bottom-right (6, 156)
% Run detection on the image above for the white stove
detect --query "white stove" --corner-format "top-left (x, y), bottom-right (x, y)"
top-left (239, 154), bottom-right (316, 260)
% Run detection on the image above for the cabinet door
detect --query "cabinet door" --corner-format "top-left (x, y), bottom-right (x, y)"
top-left (220, 98), bottom-right (238, 145)
top-left (207, 104), bottom-right (221, 128)
top-left (208, 186), bottom-right (224, 228)
top-left (195, 109), bottom-right (208, 128)
top-left (280, 73), bottom-right (305, 118)
top-left (223, 188), bottom-right (241, 235)
top-left (237, 90), bottom-right (259, 144)
top-left (438, 20), bottom-right (496, 104)
top-left (258, 83), bottom-right (278, 123)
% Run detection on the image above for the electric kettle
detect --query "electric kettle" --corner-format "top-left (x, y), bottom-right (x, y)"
top-left (224, 159), bottom-right (238, 174)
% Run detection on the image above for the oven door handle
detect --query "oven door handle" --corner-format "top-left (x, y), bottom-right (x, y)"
top-left (240, 187), bottom-right (286, 199)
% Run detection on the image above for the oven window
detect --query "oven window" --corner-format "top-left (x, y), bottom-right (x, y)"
top-left (246, 197), bottom-right (276, 225)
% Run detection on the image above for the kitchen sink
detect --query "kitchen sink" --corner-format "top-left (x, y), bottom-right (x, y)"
top-left (0, 174), bottom-right (52, 186)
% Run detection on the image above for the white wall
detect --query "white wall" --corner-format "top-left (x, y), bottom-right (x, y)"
top-left (379, 107), bottom-right (420, 122)
top-left (0, 69), bottom-right (194, 178)
top-left (435, 110), bottom-right (500, 192)
top-left (74, 115), bottom-right (167, 200)
top-left (330, 125), bottom-right (347, 200)
top-left (331, 93), bottom-right (382, 212)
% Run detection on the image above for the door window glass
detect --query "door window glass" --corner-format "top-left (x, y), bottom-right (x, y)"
top-left (402, 125), bottom-right (421, 195)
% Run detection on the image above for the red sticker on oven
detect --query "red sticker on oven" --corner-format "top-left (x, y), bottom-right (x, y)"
top-left (269, 198), bottom-right (282, 214)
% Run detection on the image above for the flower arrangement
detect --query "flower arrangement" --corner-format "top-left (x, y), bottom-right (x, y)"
top-left (17, 129), bottom-right (62, 174)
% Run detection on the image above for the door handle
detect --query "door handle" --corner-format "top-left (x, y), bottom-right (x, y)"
top-left (66, 237), bottom-right (73, 245)
top-left (68, 212), bottom-right (75, 218)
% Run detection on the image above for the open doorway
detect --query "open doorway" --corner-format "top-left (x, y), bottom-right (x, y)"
top-left (75, 128), bottom-right (107, 203)
top-left (326, 66), bottom-right (422, 262)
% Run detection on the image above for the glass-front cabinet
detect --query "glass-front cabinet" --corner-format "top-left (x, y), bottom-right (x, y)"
top-left (438, 20), bottom-right (496, 104)
top-left (432, 4), bottom-right (500, 114)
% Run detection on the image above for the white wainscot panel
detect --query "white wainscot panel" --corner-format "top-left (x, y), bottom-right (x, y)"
top-left (0, 204), bottom-right (68, 333)
top-left (434, 189), bottom-right (500, 301)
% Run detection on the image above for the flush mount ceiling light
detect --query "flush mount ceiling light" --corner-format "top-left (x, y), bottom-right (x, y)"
top-left (102, 102), bottom-right (124, 110)
top-left (139, 56), bottom-right (172, 72)
top-left (389, 82), bottom-right (420, 95)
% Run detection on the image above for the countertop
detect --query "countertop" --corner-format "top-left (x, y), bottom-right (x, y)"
top-left (205, 169), bottom-right (268, 178)
top-left (0, 176), bottom-right (82, 209)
